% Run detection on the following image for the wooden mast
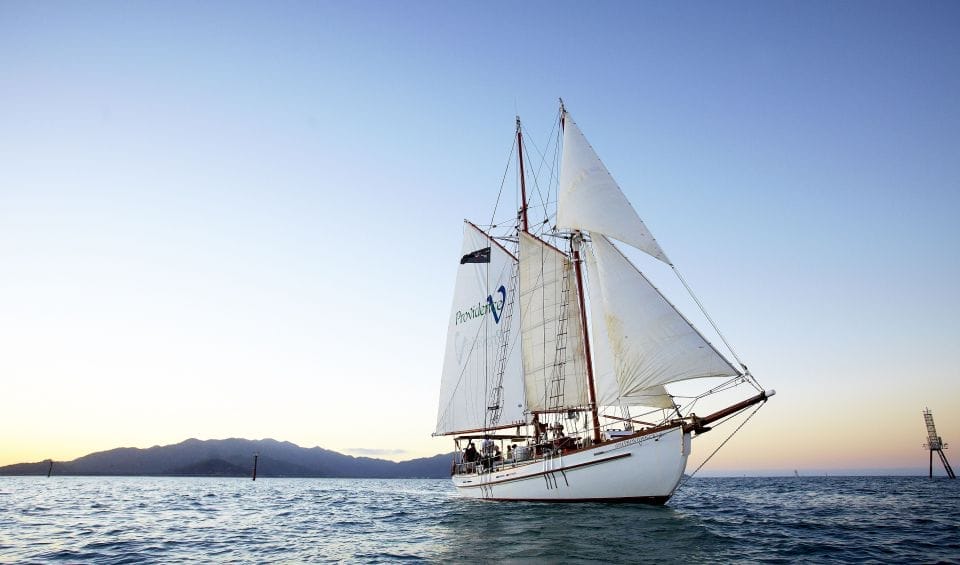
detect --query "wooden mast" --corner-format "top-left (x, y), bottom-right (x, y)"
top-left (515, 116), bottom-right (535, 442)
top-left (571, 236), bottom-right (601, 444)
top-left (560, 102), bottom-right (602, 444)
top-left (516, 116), bottom-right (529, 233)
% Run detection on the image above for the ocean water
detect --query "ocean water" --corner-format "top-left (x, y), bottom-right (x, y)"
top-left (1, 476), bottom-right (958, 563)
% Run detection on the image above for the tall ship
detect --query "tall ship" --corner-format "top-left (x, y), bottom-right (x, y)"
top-left (434, 101), bottom-right (774, 503)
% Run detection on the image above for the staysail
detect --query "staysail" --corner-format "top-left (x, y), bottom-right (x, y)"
top-left (587, 234), bottom-right (739, 394)
top-left (435, 222), bottom-right (525, 435)
top-left (518, 232), bottom-right (591, 412)
top-left (557, 112), bottom-right (670, 265)
top-left (584, 244), bottom-right (676, 410)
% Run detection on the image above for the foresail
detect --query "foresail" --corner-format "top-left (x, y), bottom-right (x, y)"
top-left (589, 234), bottom-right (739, 393)
top-left (557, 113), bottom-right (670, 265)
top-left (584, 245), bottom-right (675, 410)
top-left (435, 222), bottom-right (525, 435)
top-left (518, 232), bottom-right (591, 412)
top-left (617, 385), bottom-right (676, 410)
top-left (583, 243), bottom-right (619, 406)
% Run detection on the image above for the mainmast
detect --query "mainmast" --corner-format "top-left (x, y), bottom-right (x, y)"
top-left (561, 102), bottom-right (602, 444)
top-left (516, 116), bottom-right (529, 234)
top-left (571, 234), bottom-right (602, 444)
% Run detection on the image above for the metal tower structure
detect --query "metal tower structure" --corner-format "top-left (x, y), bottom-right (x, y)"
top-left (923, 408), bottom-right (956, 479)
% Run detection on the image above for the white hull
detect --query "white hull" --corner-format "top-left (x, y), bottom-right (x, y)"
top-left (452, 425), bottom-right (690, 503)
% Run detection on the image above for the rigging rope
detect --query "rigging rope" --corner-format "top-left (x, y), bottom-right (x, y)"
top-left (676, 401), bottom-right (766, 490)
top-left (670, 264), bottom-right (762, 392)
top-left (521, 137), bottom-right (552, 240)
top-left (518, 111), bottom-right (561, 230)
top-left (488, 135), bottom-right (518, 232)
top-left (672, 375), bottom-right (751, 403)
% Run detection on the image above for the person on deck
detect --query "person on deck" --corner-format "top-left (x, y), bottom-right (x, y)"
top-left (464, 442), bottom-right (479, 463)
top-left (532, 414), bottom-right (548, 444)
top-left (481, 437), bottom-right (494, 456)
top-left (553, 424), bottom-right (565, 439)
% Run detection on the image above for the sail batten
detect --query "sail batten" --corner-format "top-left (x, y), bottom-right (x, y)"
top-left (558, 113), bottom-right (670, 265)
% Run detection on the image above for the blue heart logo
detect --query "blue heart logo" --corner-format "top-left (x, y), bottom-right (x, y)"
top-left (487, 285), bottom-right (506, 324)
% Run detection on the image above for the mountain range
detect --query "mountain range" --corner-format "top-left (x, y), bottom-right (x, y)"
top-left (0, 438), bottom-right (452, 478)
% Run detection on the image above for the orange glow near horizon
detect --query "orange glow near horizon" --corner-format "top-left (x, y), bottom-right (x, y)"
top-left (4, 392), bottom-right (958, 474)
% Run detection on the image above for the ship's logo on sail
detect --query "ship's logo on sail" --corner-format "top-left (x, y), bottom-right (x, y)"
top-left (487, 285), bottom-right (506, 324)
top-left (454, 285), bottom-right (507, 325)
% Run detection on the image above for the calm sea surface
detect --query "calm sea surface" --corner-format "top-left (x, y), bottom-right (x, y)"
top-left (1, 476), bottom-right (958, 563)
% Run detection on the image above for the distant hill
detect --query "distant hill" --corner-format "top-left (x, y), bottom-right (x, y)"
top-left (0, 438), bottom-right (453, 479)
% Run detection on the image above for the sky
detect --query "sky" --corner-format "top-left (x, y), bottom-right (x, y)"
top-left (1, 1), bottom-right (958, 475)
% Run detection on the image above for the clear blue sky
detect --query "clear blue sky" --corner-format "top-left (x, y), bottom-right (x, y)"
top-left (2, 1), bottom-right (958, 473)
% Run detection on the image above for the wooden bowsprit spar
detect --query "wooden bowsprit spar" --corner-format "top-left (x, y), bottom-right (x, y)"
top-left (685, 390), bottom-right (776, 435)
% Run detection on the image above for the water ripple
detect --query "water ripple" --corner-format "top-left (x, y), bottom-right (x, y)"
top-left (0, 476), bottom-right (957, 563)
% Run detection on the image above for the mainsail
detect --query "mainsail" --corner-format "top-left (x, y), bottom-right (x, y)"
top-left (587, 234), bottom-right (739, 393)
top-left (435, 222), bottom-right (525, 435)
top-left (518, 232), bottom-right (591, 412)
top-left (557, 113), bottom-right (670, 265)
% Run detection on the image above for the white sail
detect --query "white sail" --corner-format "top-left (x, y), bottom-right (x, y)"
top-left (583, 242), bottom-right (619, 406)
top-left (589, 234), bottom-right (738, 393)
top-left (435, 222), bottom-right (526, 435)
top-left (617, 386), bottom-right (676, 410)
top-left (557, 113), bottom-right (670, 265)
top-left (438, 105), bottom-right (770, 504)
top-left (585, 244), bottom-right (675, 410)
top-left (518, 232), bottom-right (590, 412)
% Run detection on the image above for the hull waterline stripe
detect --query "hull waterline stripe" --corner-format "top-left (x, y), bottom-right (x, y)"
top-left (482, 495), bottom-right (670, 505)
top-left (455, 452), bottom-right (631, 489)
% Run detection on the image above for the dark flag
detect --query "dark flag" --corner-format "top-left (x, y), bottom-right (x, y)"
top-left (460, 247), bottom-right (491, 264)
